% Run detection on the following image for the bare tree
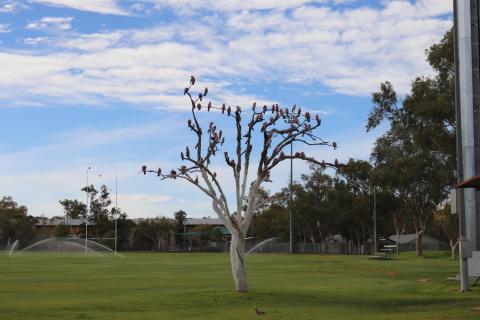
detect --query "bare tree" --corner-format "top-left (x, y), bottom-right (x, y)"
top-left (142, 76), bottom-right (340, 292)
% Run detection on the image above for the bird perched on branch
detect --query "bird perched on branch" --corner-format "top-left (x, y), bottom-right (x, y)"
top-left (254, 307), bottom-right (265, 315)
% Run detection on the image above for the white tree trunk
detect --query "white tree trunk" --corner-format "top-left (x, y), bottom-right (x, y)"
top-left (396, 233), bottom-right (400, 257)
top-left (450, 239), bottom-right (458, 260)
top-left (415, 231), bottom-right (423, 257)
top-left (310, 235), bottom-right (316, 254)
top-left (230, 231), bottom-right (248, 292)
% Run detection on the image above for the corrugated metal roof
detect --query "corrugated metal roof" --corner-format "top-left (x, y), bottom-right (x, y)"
top-left (213, 226), bottom-right (230, 235)
top-left (457, 174), bottom-right (480, 189)
top-left (387, 234), bottom-right (439, 244)
top-left (185, 217), bottom-right (224, 226)
top-left (36, 218), bottom-right (92, 226)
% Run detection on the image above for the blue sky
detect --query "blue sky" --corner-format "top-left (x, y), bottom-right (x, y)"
top-left (0, 0), bottom-right (452, 218)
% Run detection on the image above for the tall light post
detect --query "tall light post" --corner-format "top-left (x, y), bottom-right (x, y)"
top-left (115, 172), bottom-right (118, 253)
top-left (372, 184), bottom-right (377, 254)
top-left (85, 166), bottom-right (91, 253)
top-left (453, 0), bottom-right (475, 292)
top-left (285, 114), bottom-right (295, 254)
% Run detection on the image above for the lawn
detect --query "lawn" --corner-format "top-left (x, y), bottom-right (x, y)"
top-left (0, 251), bottom-right (479, 320)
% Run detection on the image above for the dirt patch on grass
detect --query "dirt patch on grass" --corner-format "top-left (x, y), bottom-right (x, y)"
top-left (416, 278), bottom-right (431, 283)
top-left (385, 272), bottom-right (399, 276)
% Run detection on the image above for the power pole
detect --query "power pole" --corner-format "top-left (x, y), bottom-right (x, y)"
top-left (85, 167), bottom-right (91, 254)
top-left (115, 172), bottom-right (118, 253)
top-left (289, 142), bottom-right (294, 254)
top-left (453, 0), bottom-right (480, 291)
top-left (285, 114), bottom-right (295, 254)
top-left (373, 185), bottom-right (377, 254)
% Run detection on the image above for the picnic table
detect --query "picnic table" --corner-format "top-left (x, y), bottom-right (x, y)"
top-left (380, 245), bottom-right (397, 259)
top-left (368, 244), bottom-right (397, 260)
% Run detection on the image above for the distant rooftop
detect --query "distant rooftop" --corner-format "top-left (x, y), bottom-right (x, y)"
top-left (387, 234), bottom-right (440, 244)
top-left (457, 175), bottom-right (480, 189)
top-left (185, 217), bottom-right (224, 226)
top-left (36, 217), bottom-right (92, 226)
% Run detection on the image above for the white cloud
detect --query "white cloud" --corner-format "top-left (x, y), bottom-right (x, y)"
top-left (23, 36), bottom-right (50, 45)
top-left (116, 194), bottom-right (172, 217)
top-left (0, 2), bottom-right (16, 12)
top-left (0, 24), bottom-right (10, 33)
top-left (129, 2), bottom-right (149, 14)
top-left (151, 0), bottom-right (324, 14)
top-left (26, 16), bottom-right (75, 31)
top-left (0, 0), bottom-right (452, 108)
top-left (31, 0), bottom-right (128, 15)
top-left (61, 31), bottom-right (125, 51)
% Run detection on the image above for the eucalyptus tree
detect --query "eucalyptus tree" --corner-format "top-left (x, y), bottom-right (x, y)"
top-left (0, 196), bottom-right (35, 248)
top-left (251, 204), bottom-right (289, 241)
top-left (142, 76), bottom-right (340, 292)
top-left (300, 166), bottom-right (334, 250)
top-left (367, 29), bottom-right (454, 256)
top-left (336, 159), bottom-right (375, 254)
top-left (58, 199), bottom-right (86, 219)
top-left (173, 210), bottom-right (187, 233)
top-left (135, 217), bottom-right (176, 251)
top-left (60, 184), bottom-right (125, 238)
top-left (371, 123), bottom-right (450, 256)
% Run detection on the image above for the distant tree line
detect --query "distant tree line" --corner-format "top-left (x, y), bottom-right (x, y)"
top-left (0, 187), bottom-right (229, 252)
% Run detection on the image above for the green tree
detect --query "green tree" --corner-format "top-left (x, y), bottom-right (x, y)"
top-left (58, 199), bottom-right (86, 219)
top-left (300, 167), bottom-right (334, 250)
top-left (174, 210), bottom-right (187, 233)
top-left (0, 196), bottom-right (36, 247)
top-left (367, 29), bottom-right (454, 256)
top-left (372, 125), bottom-right (450, 256)
top-left (366, 30), bottom-right (455, 168)
top-left (66, 184), bottom-right (122, 238)
top-left (252, 204), bottom-right (289, 241)
top-left (88, 185), bottom-right (113, 233)
top-left (336, 159), bottom-right (375, 253)
top-left (135, 217), bottom-right (176, 250)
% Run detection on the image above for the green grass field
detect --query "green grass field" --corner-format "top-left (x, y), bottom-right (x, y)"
top-left (0, 251), bottom-right (479, 320)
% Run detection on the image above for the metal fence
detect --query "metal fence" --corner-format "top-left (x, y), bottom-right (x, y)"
top-left (126, 240), bottom-right (449, 254)
top-left (397, 242), bottom-right (450, 252)
top-left (246, 242), bottom-right (359, 254)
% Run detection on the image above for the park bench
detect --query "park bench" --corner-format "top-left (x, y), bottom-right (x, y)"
top-left (368, 245), bottom-right (397, 260)
top-left (381, 245), bottom-right (397, 259)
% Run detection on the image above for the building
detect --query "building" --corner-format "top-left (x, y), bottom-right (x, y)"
top-left (36, 217), bottom-right (92, 237)
top-left (184, 217), bottom-right (230, 237)
top-left (185, 217), bottom-right (226, 229)
top-left (176, 217), bottom-right (230, 250)
top-left (387, 234), bottom-right (447, 251)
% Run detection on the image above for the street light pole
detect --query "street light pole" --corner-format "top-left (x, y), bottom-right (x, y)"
top-left (285, 114), bottom-right (295, 254)
top-left (289, 142), bottom-right (293, 254)
top-left (373, 185), bottom-right (377, 254)
top-left (453, 0), bottom-right (473, 292)
top-left (85, 166), bottom-right (91, 254)
top-left (115, 172), bottom-right (118, 253)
